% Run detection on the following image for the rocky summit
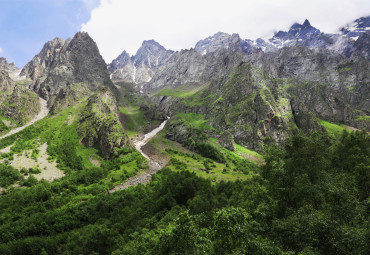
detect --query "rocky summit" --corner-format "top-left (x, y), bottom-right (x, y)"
top-left (108, 40), bottom-right (174, 84)
top-left (21, 32), bottom-right (112, 102)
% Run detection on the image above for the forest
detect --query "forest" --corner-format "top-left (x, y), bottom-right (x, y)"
top-left (0, 128), bottom-right (368, 255)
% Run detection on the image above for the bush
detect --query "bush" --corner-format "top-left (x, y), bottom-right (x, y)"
top-left (194, 143), bottom-right (225, 163)
top-left (0, 163), bottom-right (23, 187)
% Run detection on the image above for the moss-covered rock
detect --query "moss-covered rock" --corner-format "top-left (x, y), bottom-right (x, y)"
top-left (219, 131), bottom-right (236, 151)
top-left (78, 89), bottom-right (131, 159)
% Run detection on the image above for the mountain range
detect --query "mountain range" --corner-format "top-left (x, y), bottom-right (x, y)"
top-left (0, 15), bottom-right (368, 153)
top-left (0, 14), bottom-right (369, 255)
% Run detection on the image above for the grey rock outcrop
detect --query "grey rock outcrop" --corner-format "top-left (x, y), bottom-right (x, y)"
top-left (0, 57), bottom-right (21, 80)
top-left (146, 48), bottom-right (248, 92)
top-left (21, 32), bottom-right (112, 102)
top-left (0, 68), bottom-right (40, 125)
top-left (219, 131), bottom-right (236, 151)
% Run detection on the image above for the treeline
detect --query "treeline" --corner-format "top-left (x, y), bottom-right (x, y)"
top-left (0, 130), bottom-right (368, 254)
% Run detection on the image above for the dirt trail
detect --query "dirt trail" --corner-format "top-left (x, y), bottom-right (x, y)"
top-left (0, 98), bottom-right (48, 140)
top-left (110, 118), bottom-right (169, 192)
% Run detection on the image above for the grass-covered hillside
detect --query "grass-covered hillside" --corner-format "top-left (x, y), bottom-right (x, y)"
top-left (0, 118), bottom-right (368, 254)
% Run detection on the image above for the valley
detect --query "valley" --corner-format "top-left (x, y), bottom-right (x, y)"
top-left (0, 14), bottom-right (369, 255)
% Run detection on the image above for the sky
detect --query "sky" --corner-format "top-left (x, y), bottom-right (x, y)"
top-left (0, 0), bottom-right (369, 68)
top-left (0, 0), bottom-right (100, 67)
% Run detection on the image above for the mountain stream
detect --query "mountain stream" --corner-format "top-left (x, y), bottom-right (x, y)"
top-left (109, 117), bottom-right (169, 192)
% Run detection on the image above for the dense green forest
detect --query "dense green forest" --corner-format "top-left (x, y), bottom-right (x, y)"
top-left (0, 126), bottom-right (368, 254)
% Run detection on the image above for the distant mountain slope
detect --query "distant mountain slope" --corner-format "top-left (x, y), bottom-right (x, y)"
top-left (108, 40), bottom-right (174, 84)
top-left (108, 15), bottom-right (370, 94)
top-left (340, 15), bottom-right (370, 39)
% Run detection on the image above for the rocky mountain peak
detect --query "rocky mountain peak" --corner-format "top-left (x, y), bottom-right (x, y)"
top-left (21, 31), bottom-right (112, 102)
top-left (133, 39), bottom-right (172, 68)
top-left (194, 32), bottom-right (259, 55)
top-left (108, 50), bottom-right (131, 72)
top-left (109, 39), bottom-right (174, 83)
top-left (0, 57), bottom-right (21, 80)
top-left (340, 15), bottom-right (370, 39)
top-left (302, 19), bottom-right (311, 28)
top-left (20, 37), bottom-right (68, 80)
top-left (194, 32), bottom-right (234, 54)
top-left (287, 19), bottom-right (320, 37)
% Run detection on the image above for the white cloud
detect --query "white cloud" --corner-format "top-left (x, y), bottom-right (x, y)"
top-left (81, 0), bottom-right (370, 63)
top-left (0, 48), bottom-right (3, 54)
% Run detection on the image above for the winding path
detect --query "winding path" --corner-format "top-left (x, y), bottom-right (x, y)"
top-left (0, 98), bottom-right (49, 140)
top-left (110, 118), bottom-right (169, 192)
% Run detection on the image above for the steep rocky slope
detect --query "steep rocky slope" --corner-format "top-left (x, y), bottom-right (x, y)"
top-left (20, 32), bottom-right (130, 159)
top-left (78, 89), bottom-right (131, 159)
top-left (0, 68), bottom-right (40, 128)
top-left (0, 57), bottom-right (22, 80)
top-left (21, 32), bottom-right (113, 103)
top-left (146, 43), bottom-right (369, 152)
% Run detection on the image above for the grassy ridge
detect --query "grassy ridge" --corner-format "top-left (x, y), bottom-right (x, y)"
top-left (317, 118), bottom-right (352, 138)
top-left (154, 84), bottom-right (203, 98)
top-left (119, 106), bottom-right (147, 136)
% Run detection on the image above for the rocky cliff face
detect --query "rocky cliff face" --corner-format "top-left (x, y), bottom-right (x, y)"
top-left (21, 32), bottom-right (112, 103)
top-left (146, 48), bottom-right (248, 92)
top-left (0, 69), bottom-right (15, 91)
top-left (147, 42), bottom-right (369, 152)
top-left (20, 32), bottom-right (129, 159)
top-left (0, 57), bottom-right (21, 80)
top-left (108, 40), bottom-right (174, 84)
top-left (77, 89), bottom-right (131, 159)
top-left (0, 68), bottom-right (40, 126)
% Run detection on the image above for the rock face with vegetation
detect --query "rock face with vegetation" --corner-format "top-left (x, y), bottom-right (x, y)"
top-left (0, 68), bottom-right (40, 127)
top-left (0, 57), bottom-right (21, 80)
top-left (19, 31), bottom-right (130, 159)
top-left (147, 42), bottom-right (369, 151)
top-left (78, 89), bottom-right (131, 159)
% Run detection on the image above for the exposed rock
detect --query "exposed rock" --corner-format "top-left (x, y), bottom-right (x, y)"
top-left (21, 32), bottom-right (113, 103)
top-left (108, 40), bottom-right (174, 83)
top-left (340, 15), bottom-right (370, 39)
top-left (219, 131), bottom-right (236, 151)
top-left (78, 89), bottom-right (131, 159)
top-left (0, 69), bottom-right (14, 91)
top-left (146, 48), bottom-right (247, 92)
top-left (194, 32), bottom-right (260, 55)
top-left (0, 68), bottom-right (40, 125)
top-left (0, 57), bottom-right (21, 80)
